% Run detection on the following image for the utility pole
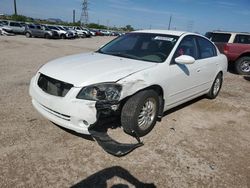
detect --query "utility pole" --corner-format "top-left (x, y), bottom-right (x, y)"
top-left (80, 0), bottom-right (88, 26)
top-left (14, 0), bottom-right (17, 15)
top-left (168, 15), bottom-right (172, 30)
top-left (73, 10), bottom-right (75, 23)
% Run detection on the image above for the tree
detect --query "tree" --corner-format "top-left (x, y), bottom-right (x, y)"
top-left (121, 25), bottom-right (134, 31)
top-left (11, 14), bottom-right (27, 22)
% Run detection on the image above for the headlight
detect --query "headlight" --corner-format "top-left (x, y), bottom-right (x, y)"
top-left (76, 83), bottom-right (122, 102)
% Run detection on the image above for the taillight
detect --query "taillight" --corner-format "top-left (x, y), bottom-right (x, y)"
top-left (223, 44), bottom-right (229, 54)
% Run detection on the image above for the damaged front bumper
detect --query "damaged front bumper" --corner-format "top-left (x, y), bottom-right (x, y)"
top-left (30, 76), bottom-right (143, 157)
top-left (29, 76), bottom-right (98, 135)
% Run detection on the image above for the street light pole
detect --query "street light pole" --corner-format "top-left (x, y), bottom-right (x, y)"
top-left (168, 15), bottom-right (172, 30)
top-left (14, 0), bottom-right (17, 15)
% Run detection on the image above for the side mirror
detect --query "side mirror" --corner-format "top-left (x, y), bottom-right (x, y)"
top-left (175, 55), bottom-right (195, 65)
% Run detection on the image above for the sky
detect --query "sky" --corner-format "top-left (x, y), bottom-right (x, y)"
top-left (0, 0), bottom-right (250, 34)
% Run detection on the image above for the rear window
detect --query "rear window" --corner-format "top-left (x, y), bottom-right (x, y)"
top-left (206, 33), bottom-right (231, 43)
top-left (234, 34), bottom-right (250, 44)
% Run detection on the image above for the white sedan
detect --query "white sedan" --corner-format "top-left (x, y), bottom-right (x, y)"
top-left (29, 30), bottom-right (227, 137)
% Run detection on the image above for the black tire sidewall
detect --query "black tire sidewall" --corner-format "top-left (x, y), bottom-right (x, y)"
top-left (61, 34), bottom-right (66, 39)
top-left (235, 57), bottom-right (250, 75)
top-left (121, 90), bottom-right (159, 137)
top-left (25, 32), bottom-right (31, 38)
top-left (45, 34), bottom-right (50, 39)
top-left (207, 73), bottom-right (223, 99)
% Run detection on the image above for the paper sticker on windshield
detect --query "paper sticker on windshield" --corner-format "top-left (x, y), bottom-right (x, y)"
top-left (154, 36), bottom-right (174, 41)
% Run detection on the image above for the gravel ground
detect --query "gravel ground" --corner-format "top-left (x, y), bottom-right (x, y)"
top-left (0, 35), bottom-right (250, 188)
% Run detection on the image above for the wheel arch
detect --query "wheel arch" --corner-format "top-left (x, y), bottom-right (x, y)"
top-left (238, 52), bottom-right (250, 59)
top-left (120, 84), bottom-right (165, 120)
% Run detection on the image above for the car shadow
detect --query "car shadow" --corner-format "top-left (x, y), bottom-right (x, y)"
top-left (163, 95), bottom-right (204, 117)
top-left (244, 76), bottom-right (250, 81)
top-left (70, 166), bottom-right (156, 188)
top-left (227, 63), bottom-right (236, 74)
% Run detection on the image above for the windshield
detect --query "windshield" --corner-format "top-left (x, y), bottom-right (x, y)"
top-left (98, 33), bottom-right (179, 63)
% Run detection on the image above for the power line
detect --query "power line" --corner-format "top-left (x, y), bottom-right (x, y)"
top-left (80, 0), bottom-right (88, 26)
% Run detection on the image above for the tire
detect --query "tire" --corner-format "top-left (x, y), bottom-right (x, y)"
top-left (81, 33), bottom-right (86, 38)
top-left (206, 73), bottom-right (223, 99)
top-left (44, 34), bottom-right (50, 39)
top-left (235, 57), bottom-right (250, 75)
top-left (25, 32), bottom-right (31, 38)
top-left (61, 34), bottom-right (66, 39)
top-left (121, 90), bottom-right (159, 137)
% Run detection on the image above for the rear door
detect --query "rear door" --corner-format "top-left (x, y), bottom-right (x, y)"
top-left (194, 36), bottom-right (219, 90)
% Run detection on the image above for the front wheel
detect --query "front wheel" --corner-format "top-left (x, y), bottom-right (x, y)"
top-left (121, 90), bottom-right (159, 137)
top-left (206, 73), bottom-right (223, 99)
top-left (25, 32), bottom-right (31, 38)
top-left (235, 57), bottom-right (250, 75)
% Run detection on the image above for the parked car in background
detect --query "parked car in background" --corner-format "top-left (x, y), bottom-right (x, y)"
top-left (88, 29), bottom-right (96, 36)
top-left (72, 26), bottom-right (91, 38)
top-left (100, 30), bottom-right (111, 36)
top-left (60, 26), bottom-right (78, 38)
top-left (92, 29), bottom-right (104, 36)
top-left (25, 24), bottom-right (59, 39)
top-left (0, 21), bottom-right (13, 35)
top-left (47, 25), bottom-right (73, 39)
top-left (3, 21), bottom-right (25, 34)
top-left (206, 31), bottom-right (250, 75)
top-left (81, 27), bottom-right (92, 37)
top-left (29, 30), bottom-right (227, 138)
top-left (0, 23), bottom-right (14, 36)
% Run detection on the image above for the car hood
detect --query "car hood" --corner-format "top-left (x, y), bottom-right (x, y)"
top-left (39, 52), bottom-right (156, 87)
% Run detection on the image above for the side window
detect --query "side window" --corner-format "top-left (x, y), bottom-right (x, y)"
top-left (10, 22), bottom-right (21, 27)
top-left (29, 25), bottom-right (35, 29)
top-left (234, 35), bottom-right (250, 44)
top-left (196, 37), bottom-right (216, 59)
top-left (10, 22), bottom-right (16, 26)
top-left (173, 36), bottom-right (198, 60)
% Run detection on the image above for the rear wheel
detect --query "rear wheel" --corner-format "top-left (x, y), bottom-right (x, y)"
top-left (25, 32), bottom-right (31, 38)
top-left (44, 34), bottom-right (50, 39)
top-left (206, 73), bottom-right (223, 99)
top-left (121, 90), bottom-right (159, 137)
top-left (81, 33), bottom-right (86, 38)
top-left (61, 34), bottom-right (66, 39)
top-left (235, 56), bottom-right (250, 75)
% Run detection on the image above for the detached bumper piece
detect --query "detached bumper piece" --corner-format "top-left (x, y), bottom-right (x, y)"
top-left (89, 126), bottom-right (143, 157)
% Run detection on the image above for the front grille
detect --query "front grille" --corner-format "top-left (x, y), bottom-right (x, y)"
top-left (38, 73), bottom-right (73, 97)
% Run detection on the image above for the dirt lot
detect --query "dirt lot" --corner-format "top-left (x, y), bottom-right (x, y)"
top-left (0, 35), bottom-right (250, 188)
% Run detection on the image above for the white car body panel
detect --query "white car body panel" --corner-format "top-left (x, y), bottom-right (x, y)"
top-left (29, 30), bottom-right (228, 134)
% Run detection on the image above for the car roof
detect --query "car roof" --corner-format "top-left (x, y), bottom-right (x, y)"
top-left (209, 31), bottom-right (250, 35)
top-left (132, 30), bottom-right (189, 36)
